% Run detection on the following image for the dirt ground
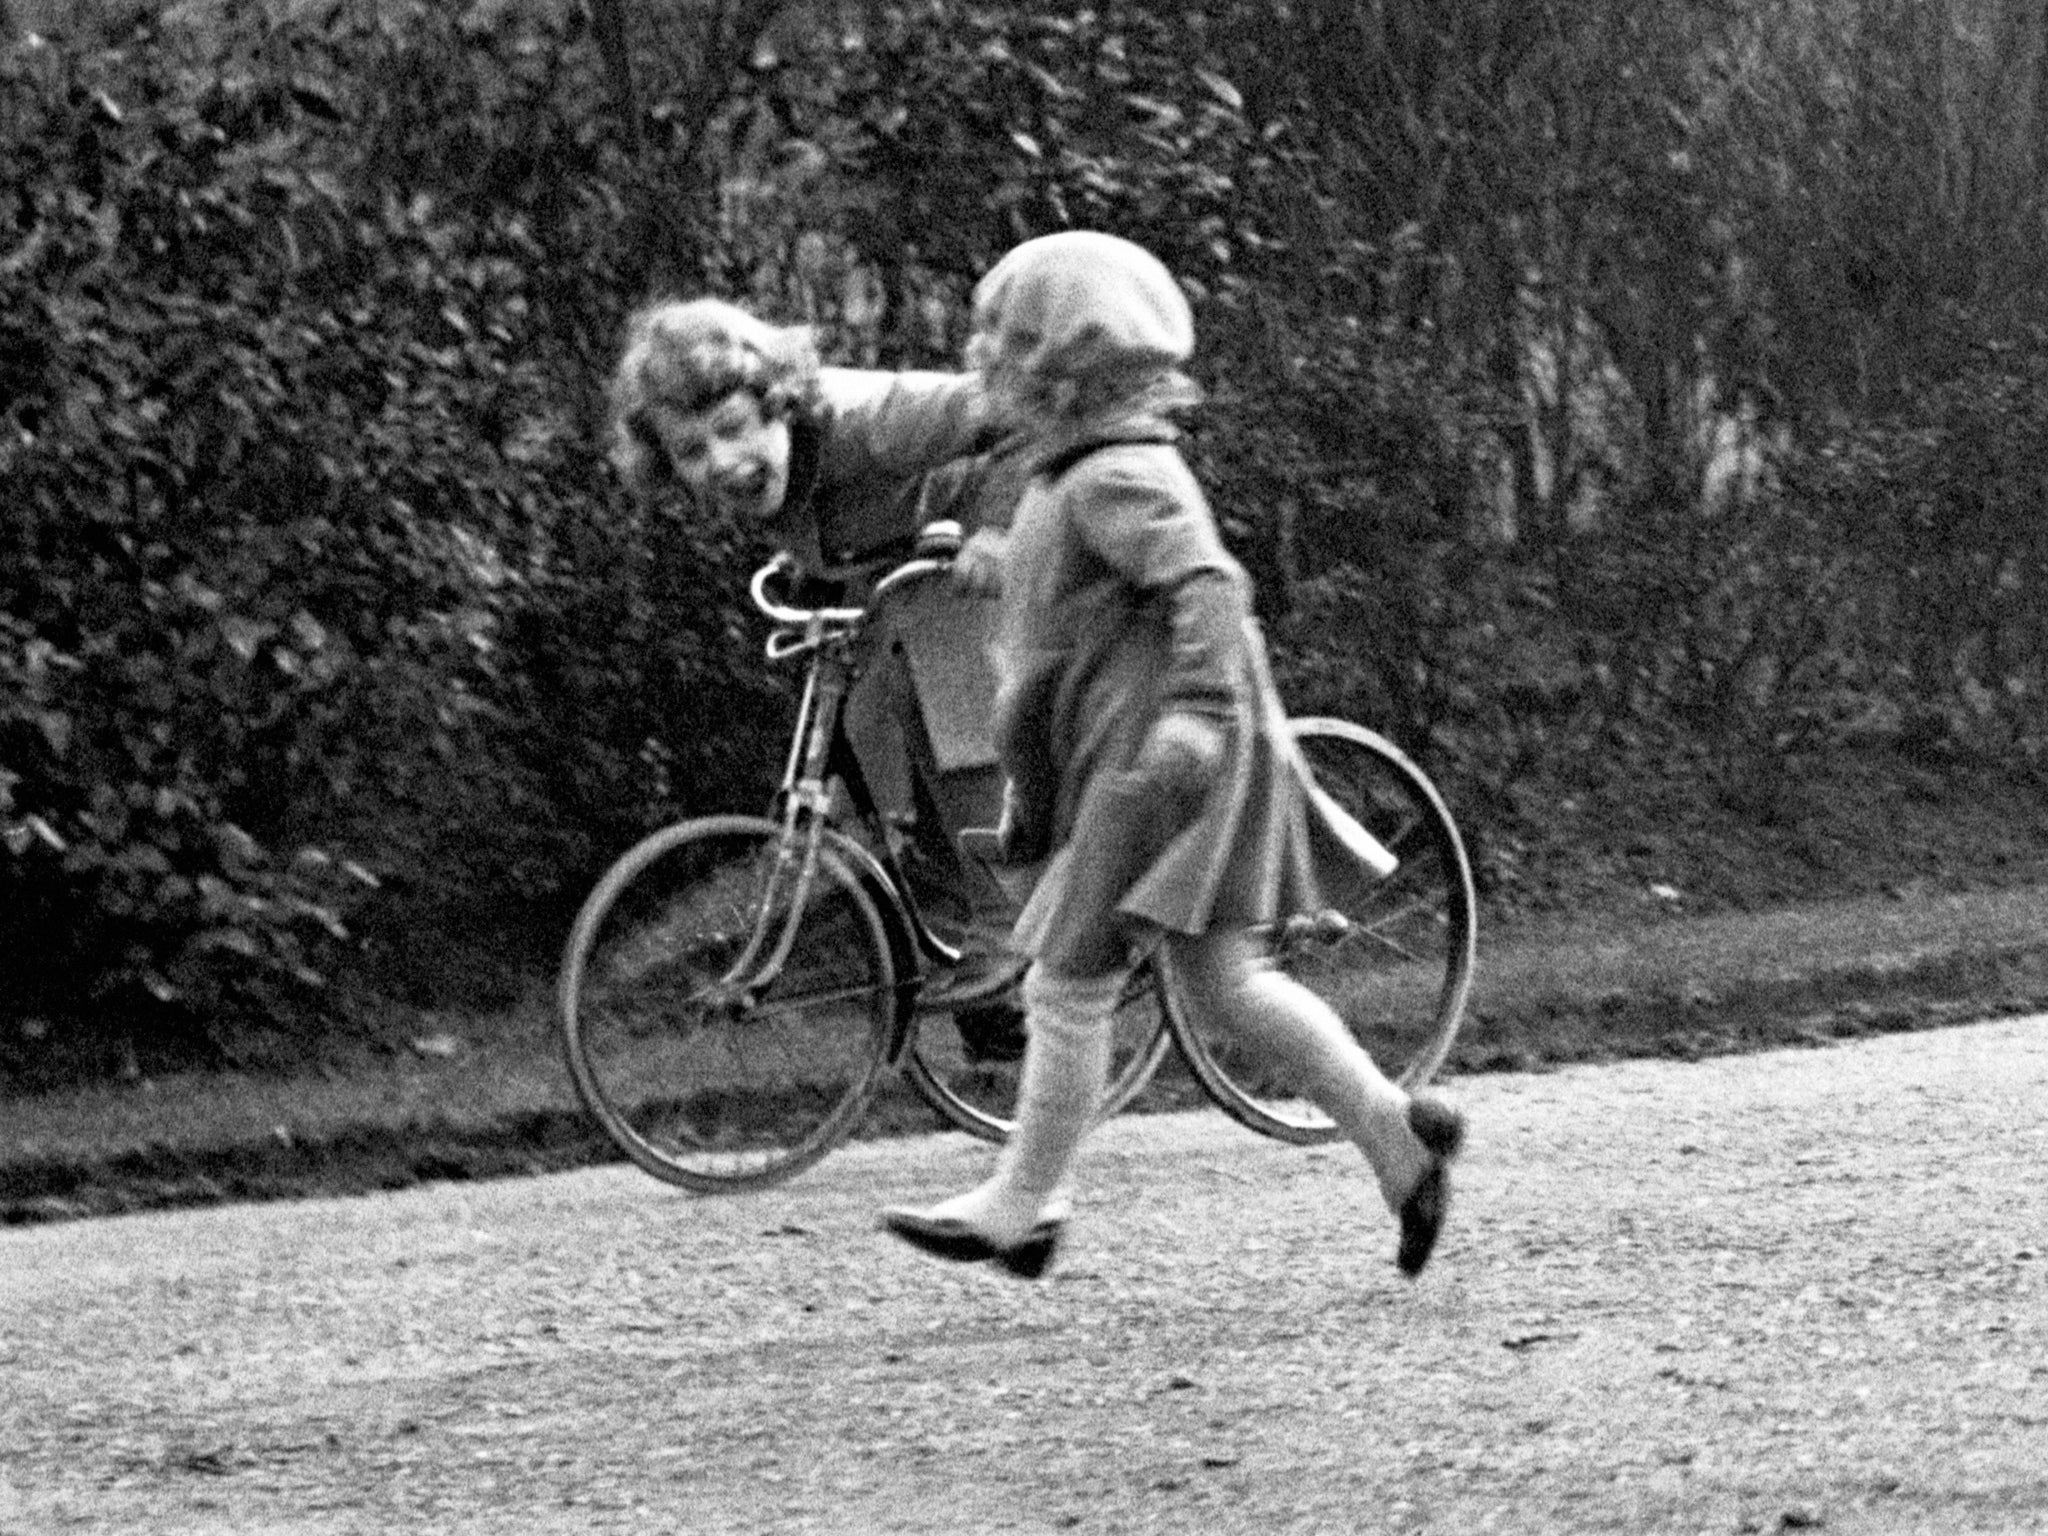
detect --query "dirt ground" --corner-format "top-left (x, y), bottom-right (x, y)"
top-left (3, 1013), bottom-right (2043, 1536)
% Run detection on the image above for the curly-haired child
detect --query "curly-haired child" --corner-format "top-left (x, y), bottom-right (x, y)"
top-left (608, 296), bottom-right (1023, 1011)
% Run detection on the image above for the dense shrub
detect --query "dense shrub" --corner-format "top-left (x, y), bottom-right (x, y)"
top-left (0, 17), bottom-right (784, 1073)
top-left (2, 37), bottom-right (379, 1068)
top-left (1784, 326), bottom-right (2048, 773)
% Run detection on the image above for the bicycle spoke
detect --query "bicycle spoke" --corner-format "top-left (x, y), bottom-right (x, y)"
top-left (1348, 908), bottom-right (1448, 966)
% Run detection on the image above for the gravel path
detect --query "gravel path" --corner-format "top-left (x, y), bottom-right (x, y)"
top-left (3, 1016), bottom-right (2044, 1535)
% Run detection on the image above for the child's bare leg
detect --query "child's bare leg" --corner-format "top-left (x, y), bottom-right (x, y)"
top-left (1166, 930), bottom-right (1458, 1225)
top-left (886, 965), bottom-right (1123, 1248)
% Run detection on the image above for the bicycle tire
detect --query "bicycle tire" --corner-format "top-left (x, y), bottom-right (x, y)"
top-left (558, 814), bottom-right (904, 1192)
top-left (901, 961), bottom-right (1175, 1143)
top-left (1164, 718), bottom-right (1477, 1143)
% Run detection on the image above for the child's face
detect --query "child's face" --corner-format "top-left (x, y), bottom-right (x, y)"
top-left (646, 389), bottom-right (793, 523)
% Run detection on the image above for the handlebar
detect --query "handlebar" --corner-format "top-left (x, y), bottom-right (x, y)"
top-left (750, 520), bottom-right (963, 658)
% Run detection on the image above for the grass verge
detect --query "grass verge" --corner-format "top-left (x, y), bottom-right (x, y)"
top-left (5, 886), bottom-right (2046, 1226)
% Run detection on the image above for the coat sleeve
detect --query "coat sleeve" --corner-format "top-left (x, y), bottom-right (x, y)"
top-left (808, 370), bottom-right (994, 563)
top-left (1067, 448), bottom-right (1247, 718)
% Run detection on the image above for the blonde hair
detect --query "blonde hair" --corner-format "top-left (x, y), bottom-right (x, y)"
top-left (607, 298), bottom-right (822, 496)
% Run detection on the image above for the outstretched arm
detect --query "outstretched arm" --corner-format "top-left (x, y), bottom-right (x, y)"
top-left (798, 370), bottom-right (996, 571)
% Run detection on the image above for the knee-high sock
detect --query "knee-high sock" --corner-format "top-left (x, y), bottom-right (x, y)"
top-left (917, 966), bottom-right (1123, 1246)
top-left (1169, 931), bottom-right (1426, 1210)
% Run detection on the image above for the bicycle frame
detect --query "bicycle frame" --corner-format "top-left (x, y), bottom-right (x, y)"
top-left (710, 550), bottom-right (968, 1010)
top-left (556, 547), bottom-right (1473, 1186)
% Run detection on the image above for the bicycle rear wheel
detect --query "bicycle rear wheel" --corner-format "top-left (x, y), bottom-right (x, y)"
top-left (559, 815), bottom-right (903, 1192)
top-left (902, 962), bottom-right (1174, 1143)
top-left (1166, 718), bottom-right (1477, 1143)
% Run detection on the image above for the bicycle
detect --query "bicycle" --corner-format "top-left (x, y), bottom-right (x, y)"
top-left (558, 526), bottom-right (1478, 1190)
top-left (557, 524), bottom-right (1173, 1192)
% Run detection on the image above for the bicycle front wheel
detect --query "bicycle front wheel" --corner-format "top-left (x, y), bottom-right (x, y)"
top-left (1166, 718), bottom-right (1478, 1143)
top-left (559, 815), bottom-right (903, 1192)
top-left (903, 961), bottom-right (1174, 1143)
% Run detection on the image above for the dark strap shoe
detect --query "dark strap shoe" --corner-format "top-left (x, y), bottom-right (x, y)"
top-left (879, 1207), bottom-right (1064, 1280)
top-left (1396, 1095), bottom-right (1466, 1279)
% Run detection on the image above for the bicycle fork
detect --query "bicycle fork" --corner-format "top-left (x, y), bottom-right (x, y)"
top-left (710, 657), bottom-right (845, 1006)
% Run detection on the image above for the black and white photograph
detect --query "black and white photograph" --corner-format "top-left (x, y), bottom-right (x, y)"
top-left (3, 1), bottom-right (2044, 1531)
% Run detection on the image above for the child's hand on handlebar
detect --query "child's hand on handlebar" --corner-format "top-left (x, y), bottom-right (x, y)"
top-left (951, 528), bottom-right (1008, 597)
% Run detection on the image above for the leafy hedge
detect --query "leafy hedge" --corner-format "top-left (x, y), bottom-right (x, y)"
top-left (0, 15), bottom-right (788, 1077)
